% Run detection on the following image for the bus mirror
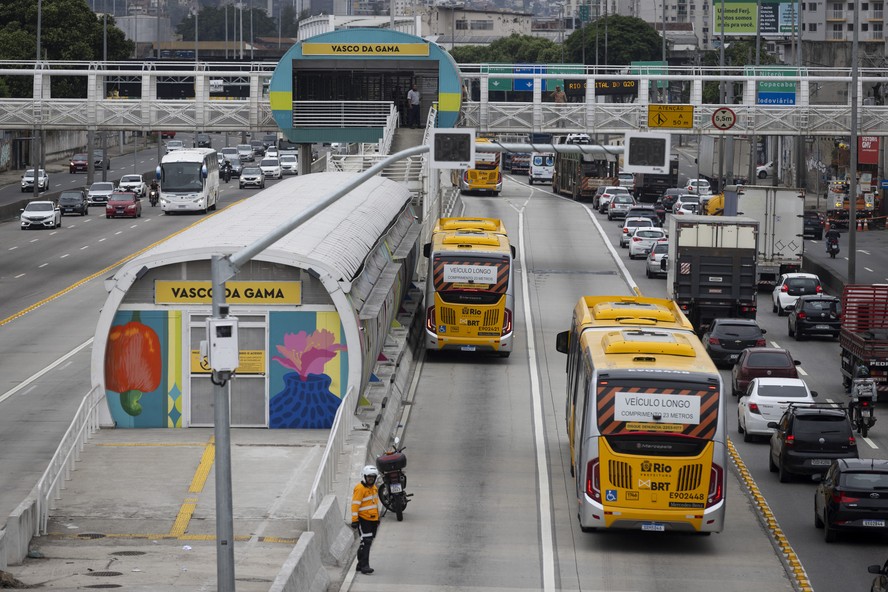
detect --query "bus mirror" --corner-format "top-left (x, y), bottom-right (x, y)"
top-left (423, 243), bottom-right (431, 258)
top-left (201, 164), bottom-right (208, 179)
top-left (511, 245), bottom-right (516, 259)
top-left (555, 331), bottom-right (569, 354)
top-left (155, 165), bottom-right (161, 180)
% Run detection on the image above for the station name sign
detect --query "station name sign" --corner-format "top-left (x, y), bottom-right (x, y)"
top-left (302, 43), bottom-right (429, 56)
top-left (154, 281), bottom-right (302, 305)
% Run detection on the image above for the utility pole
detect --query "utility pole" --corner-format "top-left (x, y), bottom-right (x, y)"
top-left (717, 0), bottom-right (725, 192)
top-left (849, 0), bottom-right (859, 284)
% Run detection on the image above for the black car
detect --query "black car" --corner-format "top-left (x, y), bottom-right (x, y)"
top-left (803, 210), bottom-right (825, 240)
top-left (768, 404), bottom-right (858, 482)
top-left (660, 188), bottom-right (684, 212)
top-left (702, 318), bottom-right (766, 367)
top-left (58, 188), bottom-right (89, 216)
top-left (228, 157), bottom-right (243, 178)
top-left (624, 205), bottom-right (660, 227)
top-left (250, 140), bottom-right (266, 158)
top-left (788, 295), bottom-right (841, 341)
top-left (814, 458), bottom-right (888, 542)
top-left (195, 133), bottom-right (212, 148)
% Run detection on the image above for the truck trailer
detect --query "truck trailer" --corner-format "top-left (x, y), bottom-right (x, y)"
top-left (733, 185), bottom-right (804, 287)
top-left (840, 284), bottom-right (888, 397)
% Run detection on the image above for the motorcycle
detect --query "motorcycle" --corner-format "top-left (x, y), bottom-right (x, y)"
top-left (148, 188), bottom-right (159, 207)
top-left (222, 165), bottom-right (232, 183)
top-left (375, 437), bottom-right (412, 521)
top-left (850, 377), bottom-right (877, 437)
top-left (827, 238), bottom-right (840, 258)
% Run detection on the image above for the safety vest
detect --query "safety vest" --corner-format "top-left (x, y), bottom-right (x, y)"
top-left (351, 481), bottom-right (379, 522)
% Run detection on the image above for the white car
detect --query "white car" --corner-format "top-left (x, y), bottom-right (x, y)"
top-left (685, 178), bottom-right (712, 198)
top-left (594, 186), bottom-right (630, 212)
top-left (772, 272), bottom-right (823, 316)
top-left (619, 217), bottom-right (655, 248)
top-left (87, 181), bottom-right (116, 206)
top-left (280, 154), bottom-right (298, 175)
top-left (645, 241), bottom-right (669, 278)
top-left (618, 172), bottom-right (636, 194)
top-left (528, 152), bottom-right (554, 185)
top-left (21, 168), bottom-right (49, 193)
top-left (164, 139), bottom-right (185, 154)
top-left (738, 377), bottom-right (817, 442)
top-left (220, 147), bottom-right (239, 163)
top-left (20, 200), bottom-right (61, 230)
top-left (265, 147), bottom-right (279, 159)
top-left (118, 174), bottom-right (147, 197)
top-left (628, 228), bottom-right (668, 259)
top-left (259, 157), bottom-right (282, 179)
top-left (672, 194), bottom-right (701, 215)
top-left (756, 161), bottom-right (775, 179)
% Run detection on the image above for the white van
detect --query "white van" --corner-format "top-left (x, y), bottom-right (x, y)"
top-left (528, 152), bottom-right (554, 185)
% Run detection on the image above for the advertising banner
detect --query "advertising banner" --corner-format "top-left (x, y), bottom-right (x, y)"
top-left (713, 0), bottom-right (798, 36)
top-left (859, 136), bottom-right (880, 165)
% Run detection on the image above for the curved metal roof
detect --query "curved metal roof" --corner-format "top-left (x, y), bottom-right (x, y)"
top-left (120, 172), bottom-right (413, 284)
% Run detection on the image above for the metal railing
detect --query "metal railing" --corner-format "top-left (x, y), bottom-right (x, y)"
top-left (307, 385), bottom-right (356, 523)
top-left (292, 101), bottom-right (392, 128)
top-left (35, 385), bottom-right (105, 534)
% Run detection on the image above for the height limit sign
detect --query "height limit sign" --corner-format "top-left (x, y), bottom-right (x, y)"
top-left (711, 107), bottom-right (736, 131)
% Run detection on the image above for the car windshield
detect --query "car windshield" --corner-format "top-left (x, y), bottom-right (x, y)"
top-left (841, 472), bottom-right (888, 489)
top-left (613, 196), bottom-right (633, 204)
top-left (716, 324), bottom-right (762, 338)
top-left (747, 352), bottom-right (793, 368)
top-left (626, 219), bottom-right (651, 227)
top-left (680, 196), bottom-right (700, 203)
top-left (59, 193), bottom-right (82, 202)
top-left (24, 169), bottom-right (45, 176)
top-left (280, 156), bottom-right (296, 163)
top-left (160, 162), bottom-right (204, 192)
top-left (73, 154), bottom-right (86, 160)
top-left (260, 159), bottom-right (279, 167)
top-left (91, 183), bottom-right (114, 191)
top-left (237, 145), bottom-right (252, 151)
top-left (167, 141), bottom-right (183, 148)
top-left (242, 167), bottom-right (261, 174)
top-left (652, 243), bottom-right (669, 254)
top-left (26, 203), bottom-right (53, 211)
top-left (792, 415), bottom-right (850, 436)
top-left (756, 384), bottom-right (809, 398)
top-left (122, 175), bottom-right (142, 183)
top-left (222, 148), bottom-right (237, 156)
top-left (803, 300), bottom-right (839, 314)
top-left (635, 230), bottom-right (664, 239)
top-left (786, 278), bottom-right (819, 294)
top-left (111, 194), bottom-right (136, 203)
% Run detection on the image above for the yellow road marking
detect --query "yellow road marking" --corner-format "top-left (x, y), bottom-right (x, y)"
top-left (189, 437), bottom-right (215, 493)
top-left (169, 497), bottom-right (199, 537)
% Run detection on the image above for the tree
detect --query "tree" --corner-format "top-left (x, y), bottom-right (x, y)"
top-left (0, 0), bottom-right (132, 98)
top-left (699, 39), bottom-right (780, 103)
top-left (449, 34), bottom-right (561, 65)
top-left (564, 15), bottom-right (662, 65)
top-left (177, 6), bottom-right (279, 41)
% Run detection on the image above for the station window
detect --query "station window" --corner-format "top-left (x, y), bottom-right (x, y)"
top-left (456, 19), bottom-right (468, 30)
top-left (470, 20), bottom-right (493, 30)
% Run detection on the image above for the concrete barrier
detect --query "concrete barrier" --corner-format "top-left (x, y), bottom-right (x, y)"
top-left (310, 495), bottom-right (357, 567)
top-left (2, 490), bottom-right (38, 567)
top-left (269, 532), bottom-right (331, 592)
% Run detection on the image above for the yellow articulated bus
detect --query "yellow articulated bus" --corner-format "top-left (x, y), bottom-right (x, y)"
top-left (423, 217), bottom-right (516, 357)
top-left (555, 295), bottom-right (727, 534)
top-left (452, 137), bottom-right (502, 196)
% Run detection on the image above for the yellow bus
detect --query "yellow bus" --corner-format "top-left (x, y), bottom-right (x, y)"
top-left (423, 218), bottom-right (515, 357)
top-left (452, 138), bottom-right (502, 195)
top-left (555, 295), bottom-right (727, 534)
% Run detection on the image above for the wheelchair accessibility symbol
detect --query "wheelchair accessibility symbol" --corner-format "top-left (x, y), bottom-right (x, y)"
top-left (605, 489), bottom-right (617, 502)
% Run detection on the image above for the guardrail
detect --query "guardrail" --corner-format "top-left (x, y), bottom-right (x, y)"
top-left (306, 385), bottom-right (356, 524)
top-left (293, 101), bottom-right (392, 128)
top-left (35, 385), bottom-right (105, 534)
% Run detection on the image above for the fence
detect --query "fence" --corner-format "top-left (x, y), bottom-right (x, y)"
top-left (306, 385), bottom-right (357, 524)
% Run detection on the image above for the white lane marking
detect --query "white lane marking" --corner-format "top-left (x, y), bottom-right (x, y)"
top-left (130, 224), bottom-right (138, 229)
top-left (9, 246), bottom-right (17, 251)
top-left (60, 254), bottom-right (70, 259)
top-left (796, 366), bottom-right (808, 376)
top-left (517, 206), bottom-right (556, 592)
top-left (862, 436), bottom-right (879, 449)
top-left (115, 231), bottom-right (123, 235)
top-left (859, 249), bottom-right (871, 255)
top-left (14, 273), bottom-right (25, 279)
top-left (30, 238), bottom-right (39, 243)
top-left (38, 263), bottom-right (48, 268)
top-left (0, 339), bottom-right (93, 406)
top-left (98, 238), bottom-right (106, 242)
top-left (80, 245), bottom-right (89, 250)
top-left (864, 267), bottom-right (874, 272)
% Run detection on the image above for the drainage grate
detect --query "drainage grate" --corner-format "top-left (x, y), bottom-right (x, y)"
top-left (85, 571), bottom-right (122, 577)
top-left (84, 585), bottom-right (123, 589)
top-left (77, 533), bottom-right (106, 539)
top-left (110, 551), bottom-right (146, 556)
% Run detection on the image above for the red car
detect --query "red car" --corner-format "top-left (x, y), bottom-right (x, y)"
top-left (69, 153), bottom-right (89, 173)
top-left (105, 191), bottom-right (142, 219)
top-left (731, 347), bottom-right (801, 396)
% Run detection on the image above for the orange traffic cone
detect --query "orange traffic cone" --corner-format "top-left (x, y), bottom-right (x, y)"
top-left (858, 219), bottom-right (863, 231)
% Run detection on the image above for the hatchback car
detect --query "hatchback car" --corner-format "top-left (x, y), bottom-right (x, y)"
top-left (250, 140), bottom-right (266, 158)
top-left (87, 181), bottom-right (116, 206)
top-left (815, 458), bottom-right (888, 542)
top-left (106, 191), bottom-right (141, 218)
top-left (259, 157), bottom-right (282, 179)
top-left (58, 189), bottom-right (89, 216)
top-left (237, 143), bottom-right (254, 162)
top-left (165, 139), bottom-right (185, 154)
top-left (738, 377), bottom-right (818, 442)
top-left (280, 154), bottom-right (298, 175)
top-left (803, 210), bottom-right (825, 240)
top-left (788, 295), bottom-right (841, 341)
top-left (607, 194), bottom-right (636, 220)
top-left (673, 194), bottom-right (700, 215)
top-left (619, 217), bottom-right (655, 247)
top-left (628, 228), bottom-right (667, 259)
top-left (593, 186), bottom-right (630, 211)
top-left (69, 153), bottom-right (89, 173)
top-left (756, 161), bottom-right (775, 179)
top-left (731, 347), bottom-right (800, 396)
top-left (195, 133), bottom-right (212, 148)
top-left (239, 166), bottom-right (265, 189)
top-left (772, 273), bottom-right (823, 315)
top-left (645, 242), bottom-right (669, 279)
top-left (703, 318), bottom-right (767, 367)
top-left (20, 201), bottom-right (61, 229)
top-left (768, 405), bottom-right (857, 482)
top-left (228, 157), bottom-right (243, 178)
top-left (685, 178), bottom-right (713, 198)
top-left (660, 188), bottom-right (684, 212)
top-left (21, 169), bottom-right (49, 193)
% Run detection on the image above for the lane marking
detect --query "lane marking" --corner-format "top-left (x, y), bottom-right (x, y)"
top-left (98, 238), bottom-right (106, 242)
top-left (864, 266), bottom-right (874, 272)
top-left (8, 246), bottom-right (17, 250)
top-left (38, 263), bottom-right (48, 268)
top-left (0, 339), bottom-right (92, 405)
top-left (14, 273), bottom-right (25, 278)
top-left (189, 437), bottom-right (216, 493)
top-left (60, 254), bottom-right (70, 258)
top-left (80, 245), bottom-right (89, 250)
top-left (30, 238), bottom-right (39, 243)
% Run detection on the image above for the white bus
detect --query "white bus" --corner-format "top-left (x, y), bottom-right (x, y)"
top-left (157, 148), bottom-right (219, 214)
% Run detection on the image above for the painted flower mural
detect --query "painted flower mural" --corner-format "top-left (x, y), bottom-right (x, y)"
top-left (270, 329), bottom-right (347, 429)
top-left (105, 312), bottom-right (162, 416)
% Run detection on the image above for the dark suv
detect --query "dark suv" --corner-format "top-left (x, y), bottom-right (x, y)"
top-left (788, 295), bottom-right (841, 341)
top-left (58, 188), bottom-right (89, 216)
top-left (195, 133), bottom-right (212, 148)
top-left (702, 318), bottom-right (767, 367)
top-left (624, 205), bottom-right (660, 227)
top-left (768, 404), bottom-right (858, 482)
top-left (803, 210), bottom-right (825, 240)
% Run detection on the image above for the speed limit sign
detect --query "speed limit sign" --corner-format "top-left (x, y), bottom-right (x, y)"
top-left (712, 107), bottom-right (736, 130)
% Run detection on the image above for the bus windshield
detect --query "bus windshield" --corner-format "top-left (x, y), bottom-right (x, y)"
top-left (432, 255), bottom-right (509, 297)
top-left (161, 163), bottom-right (204, 192)
top-left (474, 152), bottom-right (500, 170)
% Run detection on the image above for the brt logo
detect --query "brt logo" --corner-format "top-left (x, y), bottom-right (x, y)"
top-left (640, 461), bottom-right (672, 473)
top-left (638, 479), bottom-right (671, 491)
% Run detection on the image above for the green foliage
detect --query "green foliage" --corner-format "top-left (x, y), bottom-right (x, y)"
top-left (177, 7), bottom-right (280, 41)
top-left (449, 34), bottom-right (560, 64)
top-left (700, 39), bottom-right (780, 103)
top-left (565, 15), bottom-right (663, 65)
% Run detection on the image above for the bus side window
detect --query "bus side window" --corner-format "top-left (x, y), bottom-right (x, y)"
top-left (556, 330), bottom-right (570, 354)
top-left (423, 243), bottom-right (431, 258)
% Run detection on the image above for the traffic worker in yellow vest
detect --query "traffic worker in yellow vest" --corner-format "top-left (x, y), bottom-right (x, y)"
top-left (351, 465), bottom-right (380, 575)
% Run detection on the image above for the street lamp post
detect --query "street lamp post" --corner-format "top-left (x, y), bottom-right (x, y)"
top-left (34, 0), bottom-right (43, 197)
top-left (559, 4), bottom-right (564, 64)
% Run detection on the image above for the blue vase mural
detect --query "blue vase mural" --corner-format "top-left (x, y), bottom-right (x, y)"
top-left (269, 319), bottom-right (348, 429)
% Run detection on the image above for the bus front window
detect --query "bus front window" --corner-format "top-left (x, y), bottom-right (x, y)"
top-left (161, 163), bottom-right (204, 192)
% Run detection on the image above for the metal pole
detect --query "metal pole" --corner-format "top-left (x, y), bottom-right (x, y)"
top-left (36, 0), bottom-right (42, 61)
top-left (390, 0), bottom-right (394, 30)
top-left (661, 0), bottom-right (667, 102)
top-left (250, 0), bottom-right (254, 60)
top-left (195, 5), bottom-right (199, 62)
top-left (849, 0), bottom-right (859, 285)
top-left (156, 0), bottom-right (161, 59)
top-left (795, 0), bottom-right (804, 189)
top-left (225, 4), bottom-right (228, 59)
top-left (240, 2), bottom-right (244, 59)
top-left (717, 0), bottom-right (725, 192)
top-left (560, 4), bottom-right (564, 64)
top-left (749, 0), bottom-right (760, 184)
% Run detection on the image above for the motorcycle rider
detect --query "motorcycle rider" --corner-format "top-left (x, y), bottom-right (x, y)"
top-left (148, 179), bottom-right (159, 206)
top-left (850, 363), bottom-right (873, 420)
top-left (351, 465), bottom-right (380, 575)
top-left (825, 227), bottom-right (841, 253)
top-left (221, 159), bottom-right (233, 183)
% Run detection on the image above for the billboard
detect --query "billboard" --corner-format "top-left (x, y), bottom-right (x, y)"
top-left (713, 0), bottom-right (798, 36)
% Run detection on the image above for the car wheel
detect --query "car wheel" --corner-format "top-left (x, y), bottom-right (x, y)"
top-left (778, 460), bottom-right (791, 483)
top-left (56, 218), bottom-right (61, 228)
top-left (823, 519), bottom-right (838, 543)
top-left (645, 268), bottom-right (652, 278)
top-left (106, 215), bottom-right (111, 219)
top-left (737, 414), bottom-right (744, 434)
top-left (758, 171), bottom-right (767, 179)
top-left (768, 451), bottom-right (777, 473)
top-left (772, 301), bottom-right (778, 313)
top-left (788, 322), bottom-right (795, 338)
top-left (814, 232), bottom-right (822, 240)
top-left (743, 428), bottom-right (753, 443)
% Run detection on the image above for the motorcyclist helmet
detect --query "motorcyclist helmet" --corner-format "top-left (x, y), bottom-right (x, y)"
top-left (856, 364), bottom-right (871, 378)
top-left (362, 465), bottom-right (379, 483)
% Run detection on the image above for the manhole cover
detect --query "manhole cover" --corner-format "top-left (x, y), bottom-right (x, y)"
top-left (77, 533), bottom-right (106, 539)
top-left (84, 585), bottom-right (122, 589)
top-left (85, 571), bottom-right (122, 577)
top-left (110, 551), bottom-right (146, 556)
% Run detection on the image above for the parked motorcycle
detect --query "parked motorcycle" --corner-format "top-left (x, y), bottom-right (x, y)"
top-left (148, 188), bottom-right (159, 207)
top-left (850, 377), bottom-right (877, 437)
top-left (827, 238), bottom-right (840, 258)
top-left (375, 437), bottom-right (411, 521)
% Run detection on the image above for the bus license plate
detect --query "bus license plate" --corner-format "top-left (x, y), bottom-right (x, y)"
top-left (389, 483), bottom-right (402, 493)
top-left (810, 459), bottom-right (831, 466)
top-left (641, 523), bottom-right (665, 532)
top-left (460, 346), bottom-right (476, 352)
top-left (815, 325), bottom-right (830, 329)
top-left (863, 519), bottom-right (885, 527)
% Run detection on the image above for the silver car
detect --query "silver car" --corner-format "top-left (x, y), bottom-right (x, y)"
top-left (606, 194), bottom-right (636, 221)
top-left (87, 181), bottom-right (116, 206)
top-left (239, 166), bottom-right (265, 189)
top-left (645, 241), bottom-right (669, 278)
top-left (237, 144), bottom-right (254, 162)
top-left (21, 168), bottom-right (49, 193)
